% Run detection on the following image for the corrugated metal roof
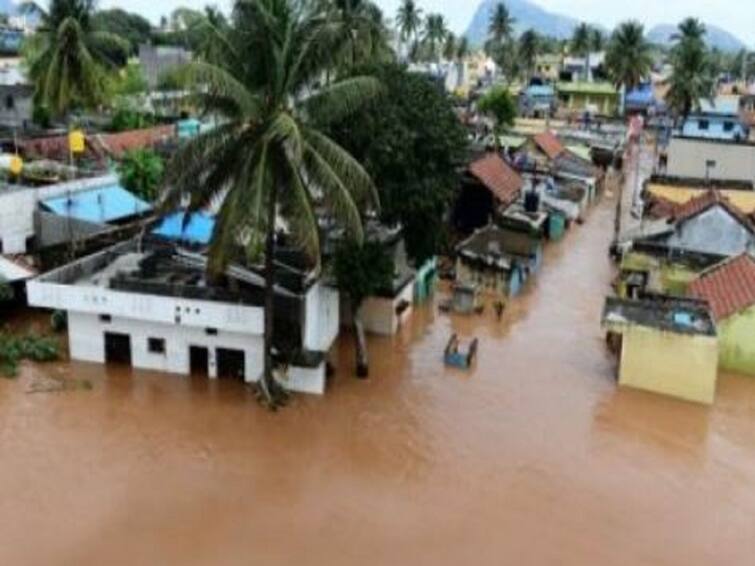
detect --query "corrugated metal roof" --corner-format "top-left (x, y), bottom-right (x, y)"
top-left (42, 184), bottom-right (151, 224)
top-left (152, 211), bottom-right (215, 245)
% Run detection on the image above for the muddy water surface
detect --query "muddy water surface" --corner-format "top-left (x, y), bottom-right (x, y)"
top-left (2, 187), bottom-right (755, 565)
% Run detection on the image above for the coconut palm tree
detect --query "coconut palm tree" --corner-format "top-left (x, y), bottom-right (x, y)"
top-left (21, 0), bottom-right (129, 116)
top-left (605, 21), bottom-right (653, 114)
top-left (487, 2), bottom-right (515, 48)
top-left (330, 0), bottom-right (392, 69)
top-left (456, 37), bottom-right (469, 61)
top-left (667, 18), bottom-right (714, 120)
top-left (571, 23), bottom-right (591, 81)
top-left (518, 29), bottom-right (539, 82)
top-left (422, 13), bottom-right (447, 62)
top-left (395, 0), bottom-right (422, 59)
top-left (163, 0), bottom-right (381, 406)
top-left (443, 32), bottom-right (457, 62)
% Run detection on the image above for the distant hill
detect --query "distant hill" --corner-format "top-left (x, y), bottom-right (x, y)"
top-left (465, 0), bottom-right (594, 46)
top-left (647, 24), bottom-right (747, 52)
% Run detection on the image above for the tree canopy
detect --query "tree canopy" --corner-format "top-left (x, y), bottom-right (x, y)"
top-left (326, 63), bottom-right (467, 265)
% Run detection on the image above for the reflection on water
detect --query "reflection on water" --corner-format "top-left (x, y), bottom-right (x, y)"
top-left (3, 182), bottom-right (755, 565)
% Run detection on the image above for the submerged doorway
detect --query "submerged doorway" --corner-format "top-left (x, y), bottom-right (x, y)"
top-left (189, 346), bottom-right (210, 377)
top-left (216, 348), bottom-right (245, 381)
top-left (104, 333), bottom-right (132, 366)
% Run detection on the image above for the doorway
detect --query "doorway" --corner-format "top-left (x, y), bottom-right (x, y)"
top-left (216, 348), bottom-right (246, 381)
top-left (104, 332), bottom-right (132, 366)
top-left (189, 346), bottom-right (209, 377)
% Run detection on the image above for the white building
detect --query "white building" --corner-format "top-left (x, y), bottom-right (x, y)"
top-left (667, 136), bottom-right (755, 183)
top-left (27, 240), bottom-right (340, 395)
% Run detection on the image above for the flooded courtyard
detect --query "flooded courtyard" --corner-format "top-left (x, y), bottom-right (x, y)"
top-left (2, 183), bottom-right (755, 565)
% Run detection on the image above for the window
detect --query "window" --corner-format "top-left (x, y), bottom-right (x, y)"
top-left (205, 328), bottom-right (218, 336)
top-left (724, 121), bottom-right (734, 132)
top-left (148, 338), bottom-right (166, 354)
top-left (99, 314), bottom-right (112, 323)
top-left (698, 120), bottom-right (709, 130)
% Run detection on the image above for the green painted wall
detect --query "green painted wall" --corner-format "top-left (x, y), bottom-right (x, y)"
top-left (719, 305), bottom-right (755, 375)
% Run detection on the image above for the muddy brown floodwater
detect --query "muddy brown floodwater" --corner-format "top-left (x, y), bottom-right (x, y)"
top-left (3, 178), bottom-right (755, 566)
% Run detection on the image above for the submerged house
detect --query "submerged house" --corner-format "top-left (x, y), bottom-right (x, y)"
top-left (453, 153), bottom-right (524, 234)
top-left (602, 296), bottom-right (719, 405)
top-left (638, 190), bottom-right (755, 258)
top-left (689, 253), bottom-right (755, 376)
top-left (456, 224), bottom-right (543, 297)
top-left (27, 239), bottom-right (340, 395)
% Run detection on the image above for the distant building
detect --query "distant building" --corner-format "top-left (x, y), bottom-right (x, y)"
top-left (0, 62), bottom-right (32, 129)
top-left (557, 82), bottom-right (619, 116)
top-left (27, 240), bottom-right (340, 395)
top-left (139, 44), bottom-right (192, 90)
top-left (624, 83), bottom-right (658, 116)
top-left (534, 54), bottom-right (561, 82)
top-left (689, 253), bottom-right (755, 376)
top-left (518, 83), bottom-right (557, 119)
top-left (680, 97), bottom-right (748, 141)
top-left (602, 296), bottom-right (719, 405)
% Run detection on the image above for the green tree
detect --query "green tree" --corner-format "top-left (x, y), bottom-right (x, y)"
top-left (21, 0), bottom-right (129, 117)
top-left (118, 149), bottom-right (164, 202)
top-left (92, 8), bottom-right (152, 56)
top-left (422, 13), bottom-right (448, 62)
top-left (334, 240), bottom-right (394, 377)
top-left (478, 86), bottom-right (517, 148)
top-left (605, 21), bottom-right (653, 114)
top-left (667, 18), bottom-right (714, 119)
top-left (396, 0), bottom-right (423, 60)
top-left (456, 37), bottom-right (469, 61)
top-left (326, 63), bottom-right (467, 267)
top-left (518, 29), bottom-right (539, 82)
top-left (486, 2), bottom-right (515, 53)
top-left (326, 0), bottom-right (393, 69)
top-left (443, 32), bottom-right (457, 62)
top-left (571, 23), bottom-right (591, 81)
top-left (162, 0), bottom-right (381, 407)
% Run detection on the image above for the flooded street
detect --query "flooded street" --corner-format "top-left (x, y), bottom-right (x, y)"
top-left (3, 182), bottom-right (755, 565)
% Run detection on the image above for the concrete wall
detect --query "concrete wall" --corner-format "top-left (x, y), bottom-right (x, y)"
top-left (618, 324), bottom-right (719, 405)
top-left (303, 282), bottom-right (340, 353)
top-left (359, 281), bottom-right (415, 336)
top-left (68, 311), bottom-right (264, 381)
top-left (667, 138), bottom-right (755, 183)
top-left (665, 206), bottom-right (753, 256)
top-left (34, 210), bottom-right (106, 249)
top-left (719, 306), bottom-right (755, 376)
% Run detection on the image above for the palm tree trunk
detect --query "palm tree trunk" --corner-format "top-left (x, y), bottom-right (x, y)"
top-left (354, 305), bottom-right (369, 378)
top-left (260, 182), bottom-right (279, 406)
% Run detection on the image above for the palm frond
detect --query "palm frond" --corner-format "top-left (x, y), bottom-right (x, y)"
top-left (303, 76), bottom-right (383, 126)
top-left (173, 61), bottom-right (262, 119)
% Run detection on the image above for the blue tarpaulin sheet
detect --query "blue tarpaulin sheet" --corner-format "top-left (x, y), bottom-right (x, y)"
top-left (152, 211), bottom-right (215, 245)
top-left (42, 184), bottom-right (151, 224)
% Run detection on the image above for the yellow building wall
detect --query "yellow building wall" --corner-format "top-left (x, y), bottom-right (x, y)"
top-left (647, 185), bottom-right (755, 215)
top-left (620, 252), bottom-right (700, 296)
top-left (719, 306), bottom-right (755, 375)
top-left (617, 324), bottom-right (719, 405)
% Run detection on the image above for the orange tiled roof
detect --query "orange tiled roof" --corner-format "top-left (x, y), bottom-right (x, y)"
top-left (689, 254), bottom-right (755, 320)
top-left (468, 153), bottom-right (523, 206)
top-left (533, 132), bottom-right (566, 160)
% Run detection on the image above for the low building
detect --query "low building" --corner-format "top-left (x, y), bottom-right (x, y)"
top-left (602, 296), bottom-right (719, 405)
top-left (0, 174), bottom-right (151, 255)
top-left (689, 253), bottom-right (755, 376)
top-left (617, 242), bottom-right (726, 298)
top-left (625, 83), bottom-right (658, 116)
top-left (534, 54), bottom-right (561, 82)
top-left (27, 240), bottom-right (340, 395)
top-left (453, 153), bottom-right (524, 234)
top-left (0, 62), bottom-right (32, 129)
top-left (680, 97), bottom-right (748, 141)
top-left (557, 82), bottom-right (619, 116)
top-left (638, 190), bottom-right (755, 257)
top-left (518, 84), bottom-right (557, 119)
top-left (456, 224), bottom-right (542, 297)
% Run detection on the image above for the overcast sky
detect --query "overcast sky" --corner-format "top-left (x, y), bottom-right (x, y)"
top-left (99, 0), bottom-right (754, 46)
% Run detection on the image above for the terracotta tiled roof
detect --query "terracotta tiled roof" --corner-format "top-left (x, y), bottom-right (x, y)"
top-left (533, 132), bottom-right (566, 160)
top-left (672, 189), bottom-right (755, 230)
top-left (468, 153), bottom-right (523, 206)
top-left (689, 254), bottom-right (755, 320)
top-left (21, 125), bottom-right (176, 162)
top-left (644, 193), bottom-right (680, 219)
